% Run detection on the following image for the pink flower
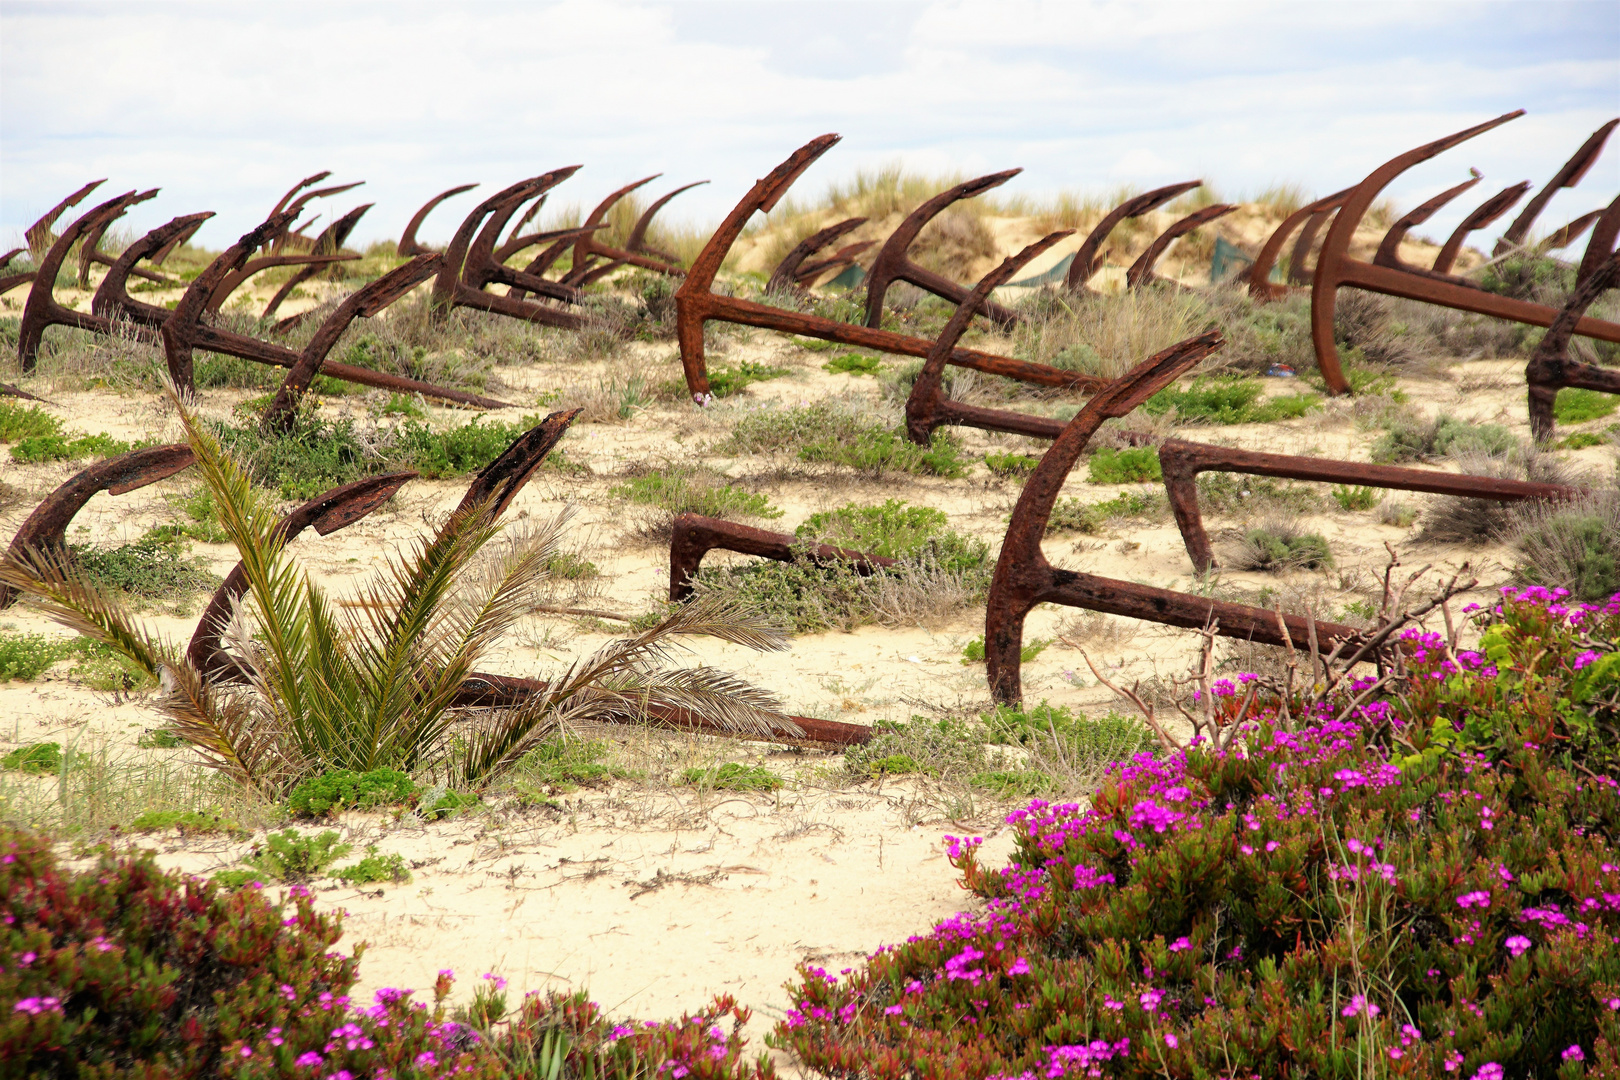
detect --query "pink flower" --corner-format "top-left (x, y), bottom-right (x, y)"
top-left (1504, 935), bottom-right (1532, 958)
top-left (1163, 1033), bottom-right (1178, 1048)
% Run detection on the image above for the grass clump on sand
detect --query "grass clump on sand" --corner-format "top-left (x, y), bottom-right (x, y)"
top-left (2, 742), bottom-right (64, 775)
top-left (695, 501), bottom-right (992, 634)
top-left (679, 762), bottom-right (781, 792)
top-left (1330, 485), bottom-right (1379, 512)
top-left (331, 846), bottom-right (411, 886)
top-left (1513, 487), bottom-right (1620, 601)
top-left (69, 532), bottom-right (220, 601)
top-left (0, 401), bottom-right (63, 443)
top-left (706, 360), bottom-right (791, 397)
top-left (9, 431), bottom-right (135, 465)
top-left (1046, 491), bottom-right (1165, 535)
top-left (1370, 413), bottom-right (1516, 464)
top-left (0, 632), bottom-right (82, 681)
top-left (284, 768), bottom-right (418, 819)
top-left (725, 403), bottom-right (969, 479)
top-left (960, 636), bottom-right (1050, 665)
top-left (128, 809), bottom-right (247, 837)
top-left (1086, 445), bottom-right (1161, 484)
top-left (1230, 519), bottom-right (1333, 571)
top-left (984, 451), bottom-right (1039, 478)
top-left (822, 353), bottom-right (883, 377)
top-left (1195, 472), bottom-right (1323, 516)
top-left (612, 467), bottom-right (782, 522)
top-left (1141, 376), bottom-right (1319, 425)
top-left (214, 828), bottom-right (351, 887)
top-left (510, 737), bottom-right (630, 794)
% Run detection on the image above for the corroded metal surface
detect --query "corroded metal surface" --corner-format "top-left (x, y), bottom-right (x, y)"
top-left (1068, 181), bottom-right (1202, 292)
top-left (93, 213), bottom-right (216, 325)
top-left (562, 175), bottom-right (692, 289)
top-left (766, 218), bottom-right (868, 294)
top-left (1371, 173), bottom-right (1483, 274)
top-left (1125, 203), bottom-right (1236, 288)
top-left (25, 180), bottom-right (105, 253)
top-left (261, 202), bottom-right (374, 322)
top-left (674, 135), bottom-right (1105, 404)
top-left (1247, 187), bottom-right (1354, 301)
top-left (1157, 438), bottom-right (1581, 573)
top-left (978, 330), bottom-right (1365, 706)
top-left (667, 514), bottom-right (897, 603)
top-left (863, 171), bottom-right (1024, 329)
top-left (905, 232), bottom-right (1076, 445)
top-left (17, 189), bottom-right (157, 370)
top-left (1310, 112), bottom-right (1620, 396)
top-left (1433, 181), bottom-right (1530, 275)
top-left (1495, 119), bottom-right (1618, 256)
top-left (399, 184), bottom-right (478, 257)
top-left (0, 445), bottom-right (196, 610)
top-left (1526, 251), bottom-right (1620, 441)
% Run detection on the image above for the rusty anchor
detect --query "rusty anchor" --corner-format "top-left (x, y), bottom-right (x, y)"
top-left (75, 200), bottom-right (173, 290)
top-left (1125, 203), bottom-right (1238, 288)
top-left (1432, 181), bottom-right (1531, 275)
top-left (24, 179), bottom-right (106, 254)
top-left (92, 213), bottom-right (217, 328)
top-left (455, 179), bottom-right (600, 308)
top-left (0, 444), bottom-right (198, 610)
top-left (17, 188), bottom-right (158, 371)
top-left (1, 249), bottom-right (33, 298)
top-left (399, 184), bottom-right (479, 257)
top-left (623, 180), bottom-right (709, 265)
top-left (1246, 187), bottom-right (1355, 301)
top-left (667, 514), bottom-right (898, 603)
top-left (983, 331), bottom-right (1367, 705)
top-left (161, 213), bottom-right (508, 409)
top-left (1526, 251), bottom-right (1620, 442)
top-left (425, 171), bottom-right (591, 329)
top-left (1372, 173), bottom-right (1485, 278)
top-left (1067, 181), bottom-right (1203, 292)
top-left (767, 218), bottom-right (875, 294)
top-left (1310, 111), bottom-right (1620, 396)
top-left (559, 175), bottom-right (694, 289)
top-left (259, 202), bottom-right (374, 324)
top-left (674, 134), bottom-right (1106, 404)
top-left (863, 171), bottom-right (1026, 330)
top-left (1156, 439), bottom-right (1581, 574)
top-left (1494, 119), bottom-right (1619, 257)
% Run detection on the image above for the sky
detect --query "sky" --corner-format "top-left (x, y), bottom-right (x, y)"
top-left (2, 0), bottom-right (1617, 253)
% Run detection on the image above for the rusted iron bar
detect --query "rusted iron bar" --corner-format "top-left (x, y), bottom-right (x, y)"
top-left (1248, 187), bottom-right (1354, 301)
top-left (187, 472), bottom-right (418, 679)
top-left (1537, 209), bottom-right (1604, 255)
top-left (1157, 438), bottom-right (1580, 574)
top-left (1577, 196), bottom-right (1619, 284)
top-left (269, 181), bottom-right (365, 254)
top-left (1526, 251), bottom-right (1620, 442)
top-left (161, 215), bottom-right (509, 408)
top-left (458, 182), bottom-right (591, 307)
top-left (1310, 111), bottom-right (1620, 397)
top-left (0, 249), bottom-right (35, 298)
top-left (427, 170), bottom-right (590, 329)
top-left (0, 445), bottom-right (196, 610)
top-left (667, 514), bottom-right (897, 603)
top-left (864, 171), bottom-right (1024, 330)
top-left (261, 203), bottom-right (374, 323)
top-left (623, 180), bottom-right (709, 265)
top-left (24, 180), bottom-right (105, 253)
top-left (148, 216), bottom-right (206, 267)
top-left (1068, 181), bottom-right (1202, 293)
top-left (92, 213), bottom-right (216, 327)
top-left (76, 202), bottom-right (169, 289)
top-left (17, 189), bottom-right (157, 371)
top-left (765, 218), bottom-right (868, 294)
top-left (259, 254), bottom-right (446, 432)
top-left (453, 408), bottom-right (582, 518)
top-left (1372, 173), bottom-right (1483, 276)
top-left (1494, 119), bottom-right (1618, 257)
top-left (1433, 181), bottom-right (1530, 275)
top-left (267, 172), bottom-right (331, 220)
top-left (674, 135), bottom-right (1106, 404)
top-left (905, 233), bottom-right (1076, 445)
top-left (562, 175), bottom-right (690, 288)
top-left (0, 382), bottom-right (52, 403)
top-left (794, 241), bottom-right (875, 286)
top-left (502, 194), bottom-right (547, 252)
top-left (203, 244), bottom-right (359, 316)
top-left (982, 330), bottom-right (1368, 705)
top-left (399, 184), bottom-right (478, 257)
top-left (1126, 203), bottom-right (1237, 288)
top-left (1285, 204), bottom-right (1339, 285)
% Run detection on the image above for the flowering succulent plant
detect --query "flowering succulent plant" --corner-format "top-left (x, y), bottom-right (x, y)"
top-left (775, 587), bottom-right (1620, 1077)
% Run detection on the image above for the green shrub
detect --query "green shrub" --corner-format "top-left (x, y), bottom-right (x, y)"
top-left (9, 431), bottom-right (133, 464)
top-left (161, 486), bottom-right (231, 543)
top-left (708, 361), bottom-right (790, 396)
top-left (795, 500), bottom-right (987, 572)
top-left (1558, 430), bottom-right (1610, 449)
top-left (725, 404), bottom-right (968, 478)
top-left (1330, 484), bottom-right (1379, 511)
top-left (224, 828), bottom-right (352, 885)
top-left (983, 451), bottom-right (1038, 478)
top-left (1, 742), bottom-right (63, 775)
top-left (0, 632), bottom-right (79, 681)
top-left (70, 532), bottom-right (220, 599)
top-left (0, 401), bottom-right (62, 442)
top-left (127, 809), bottom-right (246, 837)
top-left (1086, 445), bottom-right (1161, 484)
top-left (1515, 498), bottom-right (1620, 602)
top-left (968, 768), bottom-right (1057, 799)
top-left (285, 767), bottom-right (418, 818)
top-left (980, 702), bottom-right (1154, 762)
top-left (611, 469), bottom-right (781, 520)
top-left (1045, 490), bottom-right (1164, 534)
top-left (1233, 521), bottom-right (1333, 571)
top-left (1141, 377), bottom-right (1319, 424)
top-left (513, 737), bottom-right (627, 791)
top-left (778, 588), bottom-right (1620, 1076)
top-left (1553, 387), bottom-right (1619, 425)
top-left (865, 753), bottom-right (919, 776)
top-left (679, 762), bottom-right (782, 792)
top-left (135, 728), bottom-right (185, 749)
top-left (214, 412), bottom-right (372, 499)
top-left (822, 353), bottom-right (883, 376)
top-left (331, 846), bottom-right (411, 885)
top-left (960, 636), bottom-right (1049, 665)
top-left (1195, 471), bottom-right (1323, 516)
top-left (395, 415), bottom-right (537, 479)
top-left (69, 640), bottom-right (158, 694)
top-left (1371, 413), bottom-right (1516, 464)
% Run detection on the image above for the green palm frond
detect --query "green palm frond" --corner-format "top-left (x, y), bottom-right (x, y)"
top-left (0, 543), bottom-right (172, 679)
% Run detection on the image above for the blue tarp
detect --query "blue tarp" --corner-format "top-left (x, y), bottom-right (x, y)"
top-left (1002, 252), bottom-right (1076, 288)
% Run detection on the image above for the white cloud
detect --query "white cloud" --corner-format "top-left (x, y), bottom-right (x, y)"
top-left (2, 0), bottom-right (1615, 253)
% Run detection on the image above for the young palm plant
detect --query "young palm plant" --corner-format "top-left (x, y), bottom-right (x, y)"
top-left (0, 392), bottom-right (797, 794)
